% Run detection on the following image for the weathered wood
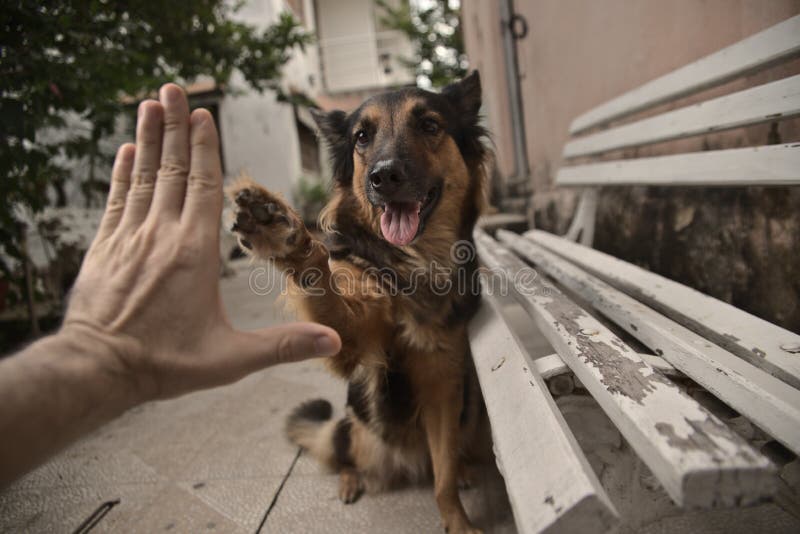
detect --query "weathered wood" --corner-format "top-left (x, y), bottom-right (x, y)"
top-left (469, 296), bottom-right (618, 533)
top-left (557, 143), bottom-right (800, 187)
top-left (564, 188), bottom-right (598, 245)
top-left (563, 75), bottom-right (800, 158)
top-left (476, 229), bottom-right (775, 508)
top-left (569, 15), bottom-right (800, 134)
top-left (502, 229), bottom-right (800, 456)
top-left (534, 352), bottom-right (683, 380)
top-left (526, 229), bottom-right (800, 391)
top-left (534, 354), bottom-right (573, 381)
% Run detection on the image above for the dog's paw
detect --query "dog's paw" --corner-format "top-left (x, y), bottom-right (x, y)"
top-left (338, 469), bottom-right (364, 504)
top-left (442, 512), bottom-right (482, 534)
top-left (444, 522), bottom-right (483, 534)
top-left (226, 179), bottom-right (307, 261)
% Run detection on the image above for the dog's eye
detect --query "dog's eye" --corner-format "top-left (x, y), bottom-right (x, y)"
top-left (421, 118), bottom-right (439, 135)
top-left (355, 130), bottom-right (369, 146)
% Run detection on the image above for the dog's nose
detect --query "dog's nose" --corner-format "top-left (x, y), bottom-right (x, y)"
top-left (368, 160), bottom-right (405, 195)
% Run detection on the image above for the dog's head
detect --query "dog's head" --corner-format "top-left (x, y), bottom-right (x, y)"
top-left (312, 72), bottom-right (488, 249)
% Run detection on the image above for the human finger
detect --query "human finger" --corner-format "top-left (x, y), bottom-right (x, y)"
top-left (149, 84), bottom-right (190, 221)
top-left (181, 108), bottom-right (224, 237)
top-left (95, 143), bottom-right (135, 242)
top-left (116, 100), bottom-right (163, 234)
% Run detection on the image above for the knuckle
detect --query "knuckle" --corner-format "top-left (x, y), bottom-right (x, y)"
top-left (112, 173), bottom-right (131, 186)
top-left (131, 171), bottom-right (157, 187)
top-left (187, 171), bottom-right (220, 192)
top-left (127, 184), bottom-right (155, 201)
top-left (104, 199), bottom-right (125, 215)
top-left (137, 137), bottom-right (162, 153)
top-left (277, 334), bottom-right (296, 363)
top-left (163, 117), bottom-right (185, 133)
top-left (158, 161), bottom-right (189, 180)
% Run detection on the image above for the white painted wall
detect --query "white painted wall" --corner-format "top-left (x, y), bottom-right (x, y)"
top-left (219, 76), bottom-right (300, 200)
top-left (220, 0), bottom-right (321, 202)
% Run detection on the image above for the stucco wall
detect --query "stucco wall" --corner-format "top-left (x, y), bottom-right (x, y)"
top-left (462, 1), bottom-right (800, 331)
top-left (220, 0), bottom-right (322, 201)
top-left (460, 1), bottom-right (516, 179)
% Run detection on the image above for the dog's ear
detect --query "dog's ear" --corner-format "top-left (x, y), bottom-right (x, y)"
top-left (311, 108), bottom-right (353, 185)
top-left (442, 70), bottom-right (482, 119)
top-left (311, 108), bottom-right (348, 145)
top-left (440, 71), bottom-right (487, 166)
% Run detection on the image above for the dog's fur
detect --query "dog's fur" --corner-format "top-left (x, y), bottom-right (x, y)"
top-left (227, 72), bottom-right (491, 533)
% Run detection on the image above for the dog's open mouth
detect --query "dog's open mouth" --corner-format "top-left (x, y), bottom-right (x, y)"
top-left (380, 186), bottom-right (441, 246)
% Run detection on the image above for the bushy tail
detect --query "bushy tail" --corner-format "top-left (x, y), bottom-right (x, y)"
top-left (285, 399), bottom-right (339, 468)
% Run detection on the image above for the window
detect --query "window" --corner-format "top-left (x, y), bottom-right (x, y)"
top-left (296, 118), bottom-right (320, 174)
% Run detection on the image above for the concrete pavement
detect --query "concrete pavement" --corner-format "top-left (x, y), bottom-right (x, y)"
top-left (0, 260), bottom-right (515, 533)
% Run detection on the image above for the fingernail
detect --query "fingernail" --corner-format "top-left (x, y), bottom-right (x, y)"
top-left (191, 109), bottom-right (208, 126)
top-left (119, 143), bottom-right (135, 162)
top-left (161, 84), bottom-right (180, 104)
top-left (313, 334), bottom-right (340, 356)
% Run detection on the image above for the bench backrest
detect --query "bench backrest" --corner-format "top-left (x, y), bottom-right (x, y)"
top-left (557, 15), bottom-right (800, 188)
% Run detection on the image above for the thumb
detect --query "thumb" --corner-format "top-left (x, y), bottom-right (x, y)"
top-left (231, 322), bottom-right (341, 370)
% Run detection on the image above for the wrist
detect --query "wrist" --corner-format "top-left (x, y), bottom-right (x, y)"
top-left (46, 324), bottom-right (147, 411)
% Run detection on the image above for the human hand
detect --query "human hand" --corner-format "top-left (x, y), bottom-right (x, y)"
top-left (60, 84), bottom-right (341, 402)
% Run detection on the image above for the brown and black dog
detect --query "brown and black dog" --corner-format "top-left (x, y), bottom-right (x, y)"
top-left (228, 72), bottom-right (491, 533)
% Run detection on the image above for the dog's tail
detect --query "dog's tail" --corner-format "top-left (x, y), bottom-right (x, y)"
top-left (285, 399), bottom-right (344, 469)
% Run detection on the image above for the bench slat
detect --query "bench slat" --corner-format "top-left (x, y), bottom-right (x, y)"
top-left (475, 230), bottom-right (774, 508)
top-left (569, 15), bottom-right (800, 134)
top-left (502, 229), bottom-right (800, 456)
top-left (469, 297), bottom-right (618, 533)
top-left (556, 143), bottom-right (800, 186)
top-left (563, 75), bottom-right (800, 158)
top-left (526, 229), bottom-right (800, 390)
top-left (535, 352), bottom-right (683, 380)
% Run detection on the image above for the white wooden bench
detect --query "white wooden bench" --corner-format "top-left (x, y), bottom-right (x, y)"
top-left (469, 15), bottom-right (800, 533)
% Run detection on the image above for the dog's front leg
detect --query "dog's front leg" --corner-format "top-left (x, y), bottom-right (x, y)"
top-left (226, 178), bottom-right (389, 376)
top-left (421, 376), bottom-right (480, 534)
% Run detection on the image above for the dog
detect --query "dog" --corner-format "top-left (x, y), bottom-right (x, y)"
top-left (228, 71), bottom-right (491, 533)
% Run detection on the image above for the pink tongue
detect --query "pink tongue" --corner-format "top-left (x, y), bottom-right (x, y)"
top-left (380, 202), bottom-right (421, 246)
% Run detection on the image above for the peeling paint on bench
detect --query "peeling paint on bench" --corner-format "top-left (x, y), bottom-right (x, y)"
top-left (527, 229), bottom-right (800, 391)
top-left (500, 229), bottom-right (800, 457)
top-left (475, 229), bottom-right (776, 509)
top-left (469, 296), bottom-right (618, 532)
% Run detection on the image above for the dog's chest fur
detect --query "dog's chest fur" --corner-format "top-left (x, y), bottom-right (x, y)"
top-left (326, 225), bottom-right (481, 446)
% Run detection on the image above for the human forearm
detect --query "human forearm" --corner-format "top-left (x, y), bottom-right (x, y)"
top-left (0, 327), bottom-right (138, 486)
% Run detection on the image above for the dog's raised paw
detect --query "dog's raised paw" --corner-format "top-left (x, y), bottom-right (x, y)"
top-left (226, 180), bottom-right (306, 260)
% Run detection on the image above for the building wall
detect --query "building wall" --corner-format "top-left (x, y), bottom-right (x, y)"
top-left (510, 0), bottom-right (800, 192)
top-left (462, 1), bottom-right (800, 330)
top-left (460, 1), bottom-right (515, 179)
top-left (219, 74), bottom-right (300, 200)
top-left (220, 0), bottom-right (320, 201)
top-left (315, 0), bottom-right (414, 93)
